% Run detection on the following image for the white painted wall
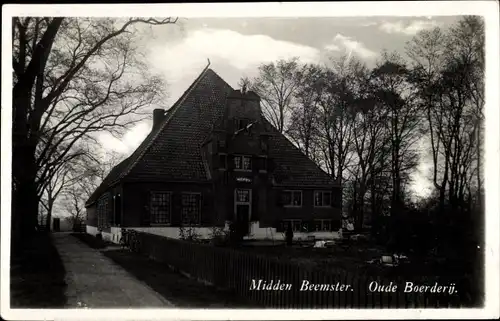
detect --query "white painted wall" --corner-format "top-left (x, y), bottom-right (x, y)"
top-left (86, 225), bottom-right (98, 236)
top-left (129, 222), bottom-right (341, 241)
top-left (85, 225), bottom-right (122, 244)
top-left (131, 226), bottom-right (215, 239)
top-left (247, 222), bottom-right (341, 241)
top-left (86, 222), bottom-right (341, 243)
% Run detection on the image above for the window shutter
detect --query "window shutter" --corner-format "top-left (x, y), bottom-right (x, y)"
top-left (252, 193), bottom-right (260, 221)
top-left (227, 155), bottom-right (235, 171)
top-left (307, 220), bottom-right (315, 232)
top-left (267, 158), bottom-right (276, 172)
top-left (212, 153), bottom-right (220, 169)
top-left (276, 190), bottom-right (283, 206)
top-left (331, 219), bottom-right (341, 230)
top-left (251, 156), bottom-right (258, 172)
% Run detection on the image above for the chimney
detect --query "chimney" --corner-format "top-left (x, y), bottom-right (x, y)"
top-left (226, 89), bottom-right (262, 121)
top-left (152, 108), bottom-right (165, 130)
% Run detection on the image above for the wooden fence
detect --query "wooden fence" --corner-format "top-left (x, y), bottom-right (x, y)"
top-left (132, 231), bottom-right (469, 308)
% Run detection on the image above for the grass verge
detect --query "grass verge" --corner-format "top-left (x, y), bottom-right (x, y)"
top-left (10, 232), bottom-right (67, 308)
top-left (103, 249), bottom-right (257, 308)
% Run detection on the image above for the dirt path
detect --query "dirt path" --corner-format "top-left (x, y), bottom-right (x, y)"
top-left (52, 233), bottom-right (174, 308)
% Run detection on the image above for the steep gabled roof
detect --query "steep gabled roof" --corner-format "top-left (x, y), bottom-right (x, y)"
top-left (86, 67), bottom-right (337, 207)
top-left (86, 66), bottom-right (233, 206)
top-left (263, 120), bottom-right (337, 187)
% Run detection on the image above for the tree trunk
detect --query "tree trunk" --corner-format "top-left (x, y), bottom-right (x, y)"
top-left (12, 178), bottom-right (40, 241)
top-left (12, 141), bottom-right (40, 241)
top-left (370, 182), bottom-right (379, 238)
top-left (355, 182), bottom-right (367, 231)
top-left (45, 199), bottom-right (54, 232)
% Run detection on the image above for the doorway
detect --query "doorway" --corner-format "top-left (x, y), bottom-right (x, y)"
top-left (234, 188), bottom-right (252, 235)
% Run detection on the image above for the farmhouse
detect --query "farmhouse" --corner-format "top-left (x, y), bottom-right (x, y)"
top-left (85, 65), bottom-right (342, 243)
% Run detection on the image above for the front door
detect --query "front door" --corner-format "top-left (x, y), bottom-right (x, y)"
top-left (234, 189), bottom-right (252, 235)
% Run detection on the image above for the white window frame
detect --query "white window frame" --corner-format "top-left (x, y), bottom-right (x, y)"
top-left (314, 219), bottom-right (333, 232)
top-left (234, 155), bottom-right (252, 172)
top-left (282, 190), bottom-right (303, 208)
top-left (150, 191), bottom-right (172, 226)
top-left (314, 190), bottom-right (333, 208)
top-left (282, 219), bottom-right (303, 232)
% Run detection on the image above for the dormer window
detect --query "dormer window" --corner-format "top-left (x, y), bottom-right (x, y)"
top-left (235, 118), bottom-right (249, 131)
top-left (260, 137), bottom-right (268, 153)
top-left (234, 155), bottom-right (252, 171)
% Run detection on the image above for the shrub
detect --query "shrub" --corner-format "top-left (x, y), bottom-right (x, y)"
top-left (179, 226), bottom-right (201, 242)
top-left (209, 226), bottom-right (230, 246)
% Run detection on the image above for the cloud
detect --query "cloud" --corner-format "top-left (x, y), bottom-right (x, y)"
top-left (379, 20), bottom-right (439, 35)
top-left (149, 28), bottom-right (320, 81)
top-left (324, 34), bottom-right (378, 60)
top-left (98, 28), bottom-right (322, 155)
top-left (98, 122), bottom-right (151, 155)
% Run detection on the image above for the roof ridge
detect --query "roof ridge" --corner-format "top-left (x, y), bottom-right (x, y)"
top-left (116, 63), bottom-right (212, 183)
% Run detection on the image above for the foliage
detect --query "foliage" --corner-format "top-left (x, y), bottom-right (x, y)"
top-left (179, 225), bottom-right (201, 242)
top-left (209, 226), bottom-right (231, 246)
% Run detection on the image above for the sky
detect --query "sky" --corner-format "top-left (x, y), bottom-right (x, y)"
top-left (97, 16), bottom-right (461, 198)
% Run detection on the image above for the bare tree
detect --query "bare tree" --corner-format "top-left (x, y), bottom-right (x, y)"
top-left (317, 55), bottom-right (361, 184)
top-left (63, 186), bottom-right (86, 229)
top-left (406, 26), bottom-right (448, 211)
top-left (12, 17), bottom-right (177, 238)
top-left (349, 91), bottom-right (392, 230)
top-left (370, 52), bottom-right (422, 218)
top-left (61, 150), bottom-right (125, 230)
top-left (286, 64), bottom-right (323, 162)
top-left (407, 16), bottom-right (484, 214)
top-left (240, 57), bottom-right (302, 133)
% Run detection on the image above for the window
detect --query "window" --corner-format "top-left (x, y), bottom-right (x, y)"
top-left (281, 219), bottom-right (304, 232)
top-left (234, 155), bottom-right (252, 171)
top-left (236, 189), bottom-right (251, 203)
top-left (235, 118), bottom-right (249, 131)
top-left (314, 191), bottom-right (332, 207)
top-left (260, 137), bottom-right (268, 152)
top-left (219, 154), bottom-right (227, 170)
top-left (150, 192), bottom-right (172, 225)
top-left (97, 194), bottom-right (110, 230)
top-left (282, 190), bottom-right (302, 207)
top-left (181, 193), bottom-right (201, 225)
top-left (314, 219), bottom-right (333, 232)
